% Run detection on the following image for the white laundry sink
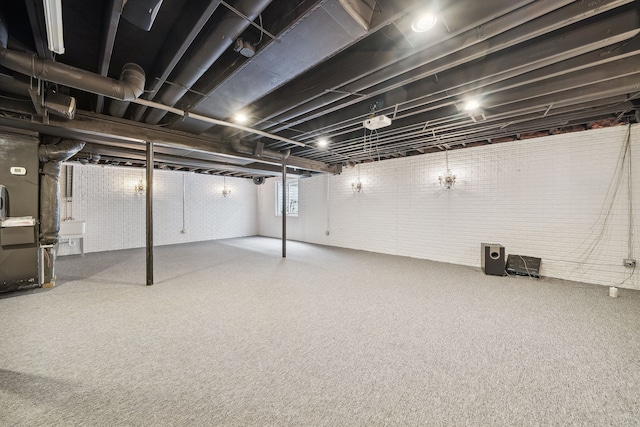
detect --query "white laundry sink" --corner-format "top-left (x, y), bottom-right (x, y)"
top-left (59, 220), bottom-right (86, 237)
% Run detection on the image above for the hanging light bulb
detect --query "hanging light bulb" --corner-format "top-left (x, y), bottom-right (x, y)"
top-left (438, 150), bottom-right (456, 189)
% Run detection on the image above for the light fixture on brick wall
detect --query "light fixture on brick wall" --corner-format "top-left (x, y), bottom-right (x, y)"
top-left (438, 150), bottom-right (456, 189)
top-left (134, 169), bottom-right (145, 194)
top-left (222, 175), bottom-right (231, 197)
top-left (135, 179), bottom-right (145, 194)
top-left (352, 164), bottom-right (363, 193)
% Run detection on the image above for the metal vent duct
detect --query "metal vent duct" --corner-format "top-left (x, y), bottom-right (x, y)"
top-left (143, 0), bottom-right (274, 125)
top-left (171, 0), bottom-right (369, 134)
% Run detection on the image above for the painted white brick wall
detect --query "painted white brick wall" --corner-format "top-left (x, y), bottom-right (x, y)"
top-left (57, 166), bottom-right (257, 256)
top-left (258, 125), bottom-right (640, 290)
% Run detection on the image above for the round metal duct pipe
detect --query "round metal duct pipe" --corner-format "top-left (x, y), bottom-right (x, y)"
top-left (143, 0), bottom-right (273, 124)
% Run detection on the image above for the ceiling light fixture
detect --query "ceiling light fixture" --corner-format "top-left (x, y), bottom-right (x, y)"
top-left (438, 150), bottom-right (456, 189)
top-left (460, 100), bottom-right (486, 122)
top-left (43, 0), bottom-right (65, 54)
top-left (411, 12), bottom-right (437, 33)
top-left (233, 112), bottom-right (248, 123)
top-left (317, 137), bottom-right (329, 148)
top-left (463, 100), bottom-right (480, 111)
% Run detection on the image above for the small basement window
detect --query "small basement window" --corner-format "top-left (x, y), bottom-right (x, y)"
top-left (275, 180), bottom-right (298, 217)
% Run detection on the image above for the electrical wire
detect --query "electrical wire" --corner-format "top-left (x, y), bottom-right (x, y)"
top-left (619, 263), bottom-right (636, 286)
top-left (43, 248), bottom-right (51, 267)
top-left (568, 125), bottom-right (631, 274)
top-left (254, 14), bottom-right (264, 46)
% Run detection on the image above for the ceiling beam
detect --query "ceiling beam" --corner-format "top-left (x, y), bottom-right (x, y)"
top-left (79, 142), bottom-right (303, 176)
top-left (288, 7), bottom-right (640, 143)
top-left (132, 1), bottom-right (222, 121)
top-left (240, 0), bottom-right (616, 140)
top-left (95, 0), bottom-right (124, 114)
top-left (24, 0), bottom-right (53, 60)
top-left (0, 110), bottom-right (338, 174)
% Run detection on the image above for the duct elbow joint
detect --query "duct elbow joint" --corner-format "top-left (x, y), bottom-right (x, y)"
top-left (119, 63), bottom-right (145, 100)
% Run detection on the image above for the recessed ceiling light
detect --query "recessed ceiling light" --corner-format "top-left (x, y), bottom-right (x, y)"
top-left (411, 13), bottom-right (437, 33)
top-left (317, 137), bottom-right (329, 148)
top-left (233, 113), bottom-right (248, 123)
top-left (464, 100), bottom-right (480, 111)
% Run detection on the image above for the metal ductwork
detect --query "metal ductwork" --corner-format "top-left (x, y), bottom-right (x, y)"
top-left (39, 138), bottom-right (86, 246)
top-left (0, 15), bottom-right (145, 102)
top-left (171, 0), bottom-right (370, 134)
top-left (230, 139), bottom-right (289, 160)
top-left (143, 0), bottom-right (273, 125)
top-left (108, 64), bottom-right (147, 117)
top-left (0, 49), bottom-right (145, 102)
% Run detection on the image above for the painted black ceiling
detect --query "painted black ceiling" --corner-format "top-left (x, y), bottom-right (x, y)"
top-left (0, 0), bottom-right (639, 177)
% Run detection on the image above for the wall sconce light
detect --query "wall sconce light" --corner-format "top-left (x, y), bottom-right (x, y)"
top-left (135, 179), bottom-right (145, 194)
top-left (222, 175), bottom-right (231, 197)
top-left (352, 164), bottom-right (363, 193)
top-left (438, 150), bottom-right (456, 189)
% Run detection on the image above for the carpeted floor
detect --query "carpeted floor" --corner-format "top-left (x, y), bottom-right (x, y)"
top-left (1, 237), bottom-right (639, 426)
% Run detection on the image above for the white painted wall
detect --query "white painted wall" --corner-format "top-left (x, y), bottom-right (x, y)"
top-left (258, 125), bottom-right (640, 290)
top-left (57, 166), bottom-right (257, 256)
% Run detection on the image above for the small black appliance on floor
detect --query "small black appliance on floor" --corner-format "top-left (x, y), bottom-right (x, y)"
top-left (481, 243), bottom-right (505, 276)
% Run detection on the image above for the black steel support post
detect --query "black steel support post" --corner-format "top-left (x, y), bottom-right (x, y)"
top-left (282, 160), bottom-right (286, 258)
top-left (146, 141), bottom-right (154, 285)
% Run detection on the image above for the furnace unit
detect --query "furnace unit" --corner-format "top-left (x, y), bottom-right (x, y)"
top-left (0, 130), bottom-right (40, 292)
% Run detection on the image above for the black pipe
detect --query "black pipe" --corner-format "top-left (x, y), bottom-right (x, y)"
top-left (146, 141), bottom-right (154, 286)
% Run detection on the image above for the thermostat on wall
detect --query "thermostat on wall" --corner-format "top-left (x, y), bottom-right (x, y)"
top-left (10, 167), bottom-right (27, 176)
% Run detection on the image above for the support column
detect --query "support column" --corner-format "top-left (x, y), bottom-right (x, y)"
top-left (146, 141), bottom-right (154, 286)
top-left (282, 161), bottom-right (286, 258)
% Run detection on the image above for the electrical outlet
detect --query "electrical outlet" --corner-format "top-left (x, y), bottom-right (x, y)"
top-left (623, 259), bottom-right (636, 268)
top-left (325, 230), bottom-right (330, 236)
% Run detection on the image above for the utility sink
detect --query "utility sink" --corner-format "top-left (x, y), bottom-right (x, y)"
top-left (59, 220), bottom-right (86, 237)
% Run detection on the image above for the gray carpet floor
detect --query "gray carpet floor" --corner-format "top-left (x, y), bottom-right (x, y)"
top-left (1, 236), bottom-right (639, 426)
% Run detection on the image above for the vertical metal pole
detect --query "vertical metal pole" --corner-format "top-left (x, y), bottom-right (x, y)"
top-left (282, 161), bottom-right (286, 258)
top-left (146, 141), bottom-right (154, 286)
top-left (627, 125), bottom-right (634, 259)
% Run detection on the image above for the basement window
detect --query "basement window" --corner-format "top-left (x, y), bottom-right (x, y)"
top-left (275, 180), bottom-right (298, 217)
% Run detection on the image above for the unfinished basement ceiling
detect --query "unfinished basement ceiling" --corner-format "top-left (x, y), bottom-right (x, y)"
top-left (0, 0), bottom-right (638, 177)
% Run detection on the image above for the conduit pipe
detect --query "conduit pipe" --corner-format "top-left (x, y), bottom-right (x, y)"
top-left (134, 97), bottom-right (305, 147)
top-left (143, 0), bottom-right (273, 124)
